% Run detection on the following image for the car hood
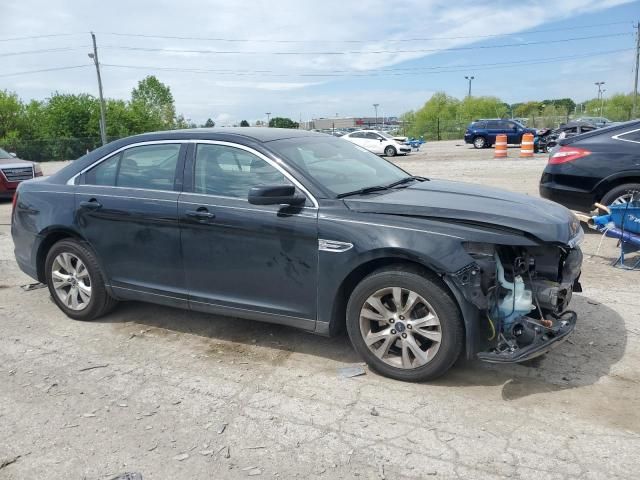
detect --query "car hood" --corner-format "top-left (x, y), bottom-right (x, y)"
top-left (0, 158), bottom-right (30, 166)
top-left (344, 179), bottom-right (579, 244)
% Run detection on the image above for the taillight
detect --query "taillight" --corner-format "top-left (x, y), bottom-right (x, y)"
top-left (549, 146), bottom-right (591, 165)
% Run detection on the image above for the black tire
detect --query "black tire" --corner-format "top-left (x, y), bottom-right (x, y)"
top-left (600, 183), bottom-right (640, 207)
top-left (384, 146), bottom-right (397, 157)
top-left (44, 239), bottom-right (118, 321)
top-left (346, 266), bottom-right (464, 382)
top-left (472, 136), bottom-right (486, 149)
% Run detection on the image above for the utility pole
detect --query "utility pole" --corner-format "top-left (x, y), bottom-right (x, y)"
top-left (265, 112), bottom-right (271, 126)
top-left (465, 75), bottom-right (474, 97)
top-left (633, 21), bottom-right (639, 118)
top-left (373, 103), bottom-right (379, 129)
top-left (595, 82), bottom-right (605, 116)
top-left (600, 89), bottom-right (607, 117)
top-left (89, 32), bottom-right (107, 146)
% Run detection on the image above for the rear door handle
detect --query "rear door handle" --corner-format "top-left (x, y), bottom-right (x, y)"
top-left (185, 208), bottom-right (216, 220)
top-left (79, 199), bottom-right (102, 210)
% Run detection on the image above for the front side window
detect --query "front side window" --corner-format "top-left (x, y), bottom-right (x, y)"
top-left (84, 144), bottom-right (181, 190)
top-left (194, 144), bottom-right (291, 198)
top-left (269, 136), bottom-right (408, 196)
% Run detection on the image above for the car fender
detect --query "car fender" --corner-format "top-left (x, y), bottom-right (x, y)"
top-left (593, 170), bottom-right (640, 198)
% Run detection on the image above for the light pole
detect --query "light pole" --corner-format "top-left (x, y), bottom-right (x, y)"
top-left (465, 75), bottom-right (474, 97)
top-left (373, 103), bottom-right (379, 128)
top-left (89, 32), bottom-right (107, 145)
top-left (265, 112), bottom-right (271, 126)
top-left (594, 82), bottom-right (605, 115)
top-left (600, 89), bottom-right (607, 116)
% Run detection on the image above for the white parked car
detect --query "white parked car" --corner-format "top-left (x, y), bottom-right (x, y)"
top-left (342, 130), bottom-right (411, 157)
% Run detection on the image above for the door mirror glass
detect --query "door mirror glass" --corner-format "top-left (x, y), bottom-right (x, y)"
top-left (248, 185), bottom-right (306, 206)
top-left (9, 152), bottom-right (17, 157)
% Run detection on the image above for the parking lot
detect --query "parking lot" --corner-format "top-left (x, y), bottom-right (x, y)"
top-left (1, 140), bottom-right (639, 479)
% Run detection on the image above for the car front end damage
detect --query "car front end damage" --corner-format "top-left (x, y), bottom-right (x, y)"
top-left (448, 231), bottom-right (583, 364)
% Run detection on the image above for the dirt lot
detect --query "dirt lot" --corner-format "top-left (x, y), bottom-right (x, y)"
top-left (1, 141), bottom-right (639, 479)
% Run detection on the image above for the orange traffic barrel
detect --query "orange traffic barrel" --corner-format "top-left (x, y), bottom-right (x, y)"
top-left (520, 133), bottom-right (534, 158)
top-left (494, 134), bottom-right (507, 158)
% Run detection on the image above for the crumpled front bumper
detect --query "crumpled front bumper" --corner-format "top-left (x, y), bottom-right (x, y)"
top-left (476, 311), bottom-right (577, 364)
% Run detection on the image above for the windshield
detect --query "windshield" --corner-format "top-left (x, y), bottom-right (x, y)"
top-left (0, 148), bottom-right (13, 159)
top-left (268, 136), bottom-right (409, 196)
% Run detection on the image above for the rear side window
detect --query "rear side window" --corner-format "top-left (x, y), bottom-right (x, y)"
top-left (350, 132), bottom-right (365, 138)
top-left (486, 121), bottom-right (500, 129)
top-left (84, 144), bottom-right (181, 190)
top-left (194, 144), bottom-right (290, 198)
top-left (616, 129), bottom-right (640, 143)
top-left (470, 121), bottom-right (486, 129)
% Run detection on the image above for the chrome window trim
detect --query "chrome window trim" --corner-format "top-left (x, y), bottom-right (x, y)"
top-left (67, 139), bottom-right (320, 209)
top-left (321, 216), bottom-right (464, 239)
top-left (179, 199), bottom-right (316, 217)
top-left (67, 140), bottom-right (187, 186)
top-left (179, 191), bottom-right (317, 211)
top-left (611, 128), bottom-right (640, 145)
top-left (193, 140), bottom-right (318, 209)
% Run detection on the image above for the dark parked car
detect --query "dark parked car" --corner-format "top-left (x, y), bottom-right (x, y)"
top-left (540, 120), bottom-right (640, 211)
top-left (464, 119), bottom-right (537, 149)
top-left (12, 128), bottom-right (583, 381)
top-left (0, 147), bottom-right (43, 198)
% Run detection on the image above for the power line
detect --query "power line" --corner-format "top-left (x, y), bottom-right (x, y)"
top-left (0, 65), bottom-right (91, 78)
top-left (97, 20), bottom-right (632, 43)
top-left (100, 48), bottom-right (634, 78)
top-left (0, 46), bottom-right (89, 58)
top-left (0, 33), bottom-right (83, 42)
top-left (100, 32), bottom-right (632, 56)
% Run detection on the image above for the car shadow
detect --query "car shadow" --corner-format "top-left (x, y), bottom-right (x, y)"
top-left (97, 293), bottom-right (625, 400)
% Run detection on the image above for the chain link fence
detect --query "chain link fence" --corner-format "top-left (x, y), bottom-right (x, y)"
top-left (0, 137), bottom-right (114, 162)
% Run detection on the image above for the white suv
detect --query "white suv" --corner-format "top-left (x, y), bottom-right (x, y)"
top-left (342, 130), bottom-right (411, 157)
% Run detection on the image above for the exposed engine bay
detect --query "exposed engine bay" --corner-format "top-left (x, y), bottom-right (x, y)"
top-left (451, 242), bottom-right (582, 363)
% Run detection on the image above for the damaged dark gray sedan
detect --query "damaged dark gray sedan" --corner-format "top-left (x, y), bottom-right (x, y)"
top-left (11, 128), bottom-right (583, 381)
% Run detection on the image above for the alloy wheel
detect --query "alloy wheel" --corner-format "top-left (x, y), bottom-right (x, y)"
top-left (51, 252), bottom-right (92, 311)
top-left (610, 191), bottom-right (640, 206)
top-left (359, 287), bottom-right (442, 369)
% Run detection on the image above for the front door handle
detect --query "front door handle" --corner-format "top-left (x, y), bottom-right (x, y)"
top-left (185, 208), bottom-right (216, 220)
top-left (79, 199), bottom-right (102, 210)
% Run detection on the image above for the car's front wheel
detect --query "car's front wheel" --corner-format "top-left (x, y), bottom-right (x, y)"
top-left (384, 146), bottom-right (397, 157)
top-left (601, 183), bottom-right (640, 207)
top-left (472, 136), bottom-right (486, 149)
top-left (45, 239), bottom-right (118, 321)
top-left (346, 267), bottom-right (464, 382)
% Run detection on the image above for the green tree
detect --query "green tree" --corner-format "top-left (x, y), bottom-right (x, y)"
top-left (240, 120), bottom-right (250, 127)
top-left (269, 117), bottom-right (298, 128)
top-left (408, 92), bottom-right (459, 137)
top-left (203, 118), bottom-right (215, 128)
top-left (130, 75), bottom-right (176, 131)
top-left (0, 90), bottom-right (24, 141)
top-left (458, 96), bottom-right (508, 121)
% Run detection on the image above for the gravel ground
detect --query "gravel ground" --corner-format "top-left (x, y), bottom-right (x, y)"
top-left (1, 141), bottom-right (639, 479)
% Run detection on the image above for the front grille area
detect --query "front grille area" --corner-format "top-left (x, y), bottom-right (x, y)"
top-left (1, 167), bottom-right (34, 182)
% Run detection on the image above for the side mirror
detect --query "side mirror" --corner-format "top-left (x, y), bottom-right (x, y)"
top-left (9, 152), bottom-right (17, 157)
top-left (248, 185), bottom-right (306, 206)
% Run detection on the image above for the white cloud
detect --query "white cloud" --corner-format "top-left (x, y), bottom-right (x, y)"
top-left (1, 0), bottom-right (635, 122)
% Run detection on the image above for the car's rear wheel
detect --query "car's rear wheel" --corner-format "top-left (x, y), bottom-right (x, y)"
top-left (45, 239), bottom-right (118, 321)
top-left (384, 146), bottom-right (397, 157)
top-left (601, 183), bottom-right (640, 207)
top-left (472, 136), bottom-right (486, 149)
top-left (346, 267), bottom-right (464, 382)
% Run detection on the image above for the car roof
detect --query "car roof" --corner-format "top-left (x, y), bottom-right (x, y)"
top-left (134, 127), bottom-right (326, 143)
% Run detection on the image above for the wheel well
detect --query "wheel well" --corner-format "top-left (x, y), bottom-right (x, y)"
top-left (36, 230), bottom-right (81, 282)
top-left (327, 257), bottom-right (458, 336)
top-left (596, 176), bottom-right (640, 201)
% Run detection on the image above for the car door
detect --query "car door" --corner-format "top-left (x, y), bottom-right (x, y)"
top-left (485, 120), bottom-right (501, 145)
top-left (178, 141), bottom-right (319, 329)
top-left (363, 132), bottom-right (384, 153)
top-left (503, 121), bottom-right (521, 144)
top-left (75, 142), bottom-right (187, 306)
top-left (346, 132), bottom-right (367, 148)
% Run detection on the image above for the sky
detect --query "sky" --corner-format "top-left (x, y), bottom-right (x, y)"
top-left (1, 0), bottom-right (639, 125)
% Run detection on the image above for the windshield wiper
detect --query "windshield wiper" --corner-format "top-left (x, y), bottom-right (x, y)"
top-left (336, 185), bottom-right (390, 198)
top-left (386, 175), bottom-right (428, 189)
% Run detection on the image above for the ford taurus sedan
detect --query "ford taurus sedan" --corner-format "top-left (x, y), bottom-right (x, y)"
top-left (12, 128), bottom-right (583, 381)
